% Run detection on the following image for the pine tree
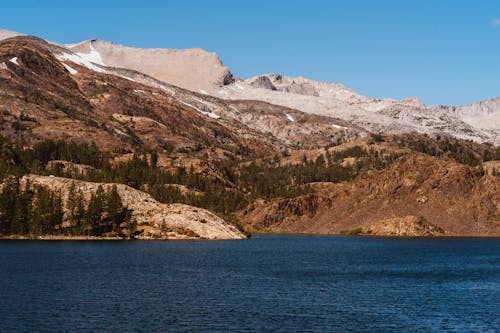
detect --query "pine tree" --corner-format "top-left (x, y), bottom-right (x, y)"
top-left (150, 150), bottom-right (158, 168)
top-left (0, 177), bottom-right (18, 235)
top-left (30, 186), bottom-right (54, 234)
top-left (86, 185), bottom-right (105, 235)
top-left (49, 191), bottom-right (63, 233)
top-left (14, 182), bottom-right (33, 235)
top-left (66, 182), bottom-right (86, 234)
top-left (105, 185), bottom-right (124, 231)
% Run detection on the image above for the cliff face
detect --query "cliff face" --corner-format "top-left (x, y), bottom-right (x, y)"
top-left (238, 154), bottom-right (500, 236)
top-left (22, 175), bottom-right (246, 240)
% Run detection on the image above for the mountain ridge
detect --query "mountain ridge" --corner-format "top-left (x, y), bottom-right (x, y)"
top-left (0, 28), bottom-right (499, 238)
top-left (1, 28), bottom-right (498, 145)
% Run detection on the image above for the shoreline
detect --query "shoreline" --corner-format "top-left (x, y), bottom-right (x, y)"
top-left (0, 235), bottom-right (131, 241)
top-left (1, 233), bottom-right (499, 240)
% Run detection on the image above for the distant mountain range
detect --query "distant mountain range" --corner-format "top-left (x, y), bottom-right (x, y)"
top-left (0, 28), bottom-right (498, 238)
top-left (2, 28), bottom-right (497, 144)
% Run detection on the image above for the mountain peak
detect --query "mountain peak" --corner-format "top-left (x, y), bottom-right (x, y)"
top-left (65, 39), bottom-right (234, 92)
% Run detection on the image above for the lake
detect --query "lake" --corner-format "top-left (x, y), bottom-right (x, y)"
top-left (0, 235), bottom-right (499, 332)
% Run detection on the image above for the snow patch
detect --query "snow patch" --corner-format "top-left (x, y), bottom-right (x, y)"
top-left (62, 63), bottom-right (78, 75)
top-left (75, 43), bottom-right (105, 66)
top-left (57, 52), bottom-right (107, 73)
top-left (285, 113), bottom-right (295, 122)
top-left (0, 62), bottom-right (7, 70)
top-left (331, 124), bottom-right (347, 130)
top-left (179, 101), bottom-right (221, 119)
top-left (199, 89), bottom-right (208, 94)
top-left (133, 89), bottom-right (146, 94)
top-left (235, 84), bottom-right (245, 90)
top-left (159, 86), bottom-right (175, 95)
top-left (9, 57), bottom-right (18, 65)
top-left (218, 89), bottom-right (229, 97)
top-left (118, 75), bottom-right (137, 83)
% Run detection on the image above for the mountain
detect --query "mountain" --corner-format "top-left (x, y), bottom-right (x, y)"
top-left (216, 74), bottom-right (499, 145)
top-left (66, 39), bottom-right (235, 92)
top-left (1, 29), bottom-right (498, 145)
top-left (78, 41), bottom-right (499, 145)
top-left (0, 29), bottom-right (499, 238)
top-left (238, 153), bottom-right (500, 236)
top-left (0, 33), bottom-right (362, 152)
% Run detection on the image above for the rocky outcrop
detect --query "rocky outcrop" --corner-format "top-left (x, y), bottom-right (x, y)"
top-left (238, 154), bottom-right (500, 236)
top-left (343, 216), bottom-right (445, 236)
top-left (22, 175), bottom-right (246, 240)
top-left (248, 76), bottom-right (277, 90)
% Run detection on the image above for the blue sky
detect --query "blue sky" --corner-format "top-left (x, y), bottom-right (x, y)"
top-left (1, 0), bottom-right (500, 106)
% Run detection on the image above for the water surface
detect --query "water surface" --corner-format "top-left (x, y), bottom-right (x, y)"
top-left (1, 235), bottom-right (499, 332)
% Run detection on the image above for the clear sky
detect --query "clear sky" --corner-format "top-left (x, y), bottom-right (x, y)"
top-left (1, 0), bottom-right (500, 106)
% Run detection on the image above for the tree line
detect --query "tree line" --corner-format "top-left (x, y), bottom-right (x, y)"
top-left (0, 177), bottom-right (134, 237)
top-left (1, 135), bottom-right (498, 229)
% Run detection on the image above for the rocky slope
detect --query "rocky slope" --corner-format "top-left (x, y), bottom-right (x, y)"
top-left (217, 74), bottom-right (499, 145)
top-left (0, 34), bottom-right (360, 153)
top-left (1, 29), bottom-right (499, 145)
top-left (66, 39), bottom-right (235, 93)
top-left (0, 29), bottom-right (499, 238)
top-left (238, 154), bottom-right (500, 236)
top-left (22, 175), bottom-right (246, 240)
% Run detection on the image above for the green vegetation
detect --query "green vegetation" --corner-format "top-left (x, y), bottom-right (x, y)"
top-left (1, 134), bottom-right (498, 237)
top-left (0, 177), bottom-right (133, 237)
top-left (395, 134), bottom-right (500, 166)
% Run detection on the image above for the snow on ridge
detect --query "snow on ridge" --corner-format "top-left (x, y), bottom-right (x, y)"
top-left (179, 101), bottom-right (221, 119)
top-left (57, 52), bottom-right (107, 73)
top-left (75, 43), bottom-right (105, 66)
top-left (159, 86), bottom-right (175, 95)
top-left (285, 113), bottom-right (295, 122)
top-left (62, 63), bottom-right (78, 75)
top-left (218, 89), bottom-right (229, 97)
top-left (9, 57), bottom-right (18, 65)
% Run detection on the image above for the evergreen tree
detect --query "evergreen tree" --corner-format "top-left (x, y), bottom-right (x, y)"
top-left (86, 185), bottom-right (105, 235)
top-left (14, 182), bottom-right (33, 235)
top-left (105, 185), bottom-right (125, 231)
top-left (66, 182), bottom-right (85, 234)
top-left (150, 150), bottom-right (158, 168)
top-left (49, 191), bottom-right (63, 233)
top-left (0, 177), bottom-right (18, 235)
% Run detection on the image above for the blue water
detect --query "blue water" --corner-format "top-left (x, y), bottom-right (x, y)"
top-left (0, 235), bottom-right (499, 332)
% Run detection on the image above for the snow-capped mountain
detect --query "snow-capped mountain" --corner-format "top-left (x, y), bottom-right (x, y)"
top-left (66, 39), bottom-right (234, 92)
top-left (0, 29), bottom-right (498, 145)
top-left (216, 74), bottom-right (499, 144)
